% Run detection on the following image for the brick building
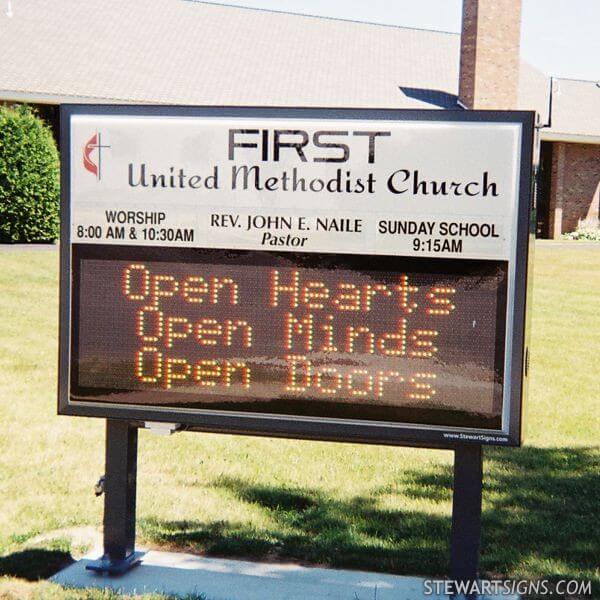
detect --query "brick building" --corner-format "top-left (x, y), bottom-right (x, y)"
top-left (0, 0), bottom-right (597, 237)
top-left (538, 79), bottom-right (600, 237)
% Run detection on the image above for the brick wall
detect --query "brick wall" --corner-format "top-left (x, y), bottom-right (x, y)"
top-left (548, 142), bottom-right (600, 237)
top-left (459, 0), bottom-right (521, 109)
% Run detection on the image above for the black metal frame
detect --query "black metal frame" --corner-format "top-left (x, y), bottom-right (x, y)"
top-left (58, 105), bottom-right (534, 449)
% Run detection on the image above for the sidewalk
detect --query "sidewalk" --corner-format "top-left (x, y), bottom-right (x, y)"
top-left (52, 550), bottom-right (518, 600)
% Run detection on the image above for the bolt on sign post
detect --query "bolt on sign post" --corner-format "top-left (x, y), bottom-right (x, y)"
top-left (59, 106), bottom-right (535, 579)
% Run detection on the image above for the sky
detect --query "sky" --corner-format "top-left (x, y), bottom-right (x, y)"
top-left (201, 0), bottom-right (600, 81)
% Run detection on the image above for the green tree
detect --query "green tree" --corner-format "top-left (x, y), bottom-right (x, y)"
top-left (0, 104), bottom-right (59, 242)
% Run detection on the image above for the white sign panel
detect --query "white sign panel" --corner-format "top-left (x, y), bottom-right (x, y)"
top-left (70, 115), bottom-right (522, 261)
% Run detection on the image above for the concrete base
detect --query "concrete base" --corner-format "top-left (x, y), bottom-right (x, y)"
top-left (52, 551), bottom-right (518, 599)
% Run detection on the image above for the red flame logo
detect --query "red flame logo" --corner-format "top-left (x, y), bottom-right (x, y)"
top-left (83, 133), bottom-right (98, 177)
top-left (83, 132), bottom-right (110, 180)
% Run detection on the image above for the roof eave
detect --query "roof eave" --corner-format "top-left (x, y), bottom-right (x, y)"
top-left (0, 90), bottom-right (150, 105)
top-left (540, 129), bottom-right (600, 145)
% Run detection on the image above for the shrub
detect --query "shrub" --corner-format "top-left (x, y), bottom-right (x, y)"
top-left (0, 104), bottom-right (60, 242)
top-left (561, 219), bottom-right (600, 241)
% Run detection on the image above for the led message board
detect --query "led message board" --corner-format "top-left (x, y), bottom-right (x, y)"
top-left (59, 106), bottom-right (534, 447)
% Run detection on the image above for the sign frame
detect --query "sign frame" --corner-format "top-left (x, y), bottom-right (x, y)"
top-left (58, 105), bottom-right (535, 448)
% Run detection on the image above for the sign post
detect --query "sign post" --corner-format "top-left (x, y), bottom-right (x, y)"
top-left (450, 444), bottom-right (484, 585)
top-left (87, 420), bottom-right (142, 574)
top-left (59, 106), bottom-right (534, 579)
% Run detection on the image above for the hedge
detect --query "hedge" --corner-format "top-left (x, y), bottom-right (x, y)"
top-left (0, 104), bottom-right (60, 242)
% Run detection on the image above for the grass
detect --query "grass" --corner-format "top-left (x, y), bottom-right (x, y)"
top-left (0, 242), bottom-right (598, 599)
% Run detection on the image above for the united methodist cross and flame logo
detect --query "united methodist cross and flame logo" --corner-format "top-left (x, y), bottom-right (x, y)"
top-left (83, 132), bottom-right (111, 180)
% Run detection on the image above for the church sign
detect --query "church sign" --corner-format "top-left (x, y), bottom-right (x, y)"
top-left (59, 106), bottom-right (534, 447)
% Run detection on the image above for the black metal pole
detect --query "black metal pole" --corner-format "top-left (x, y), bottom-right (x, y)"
top-left (86, 420), bottom-right (144, 575)
top-left (450, 444), bottom-right (483, 587)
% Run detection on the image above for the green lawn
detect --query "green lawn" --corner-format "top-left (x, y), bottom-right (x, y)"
top-left (0, 242), bottom-right (598, 599)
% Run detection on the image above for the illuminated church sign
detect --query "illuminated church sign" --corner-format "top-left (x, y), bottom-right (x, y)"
top-left (59, 106), bottom-right (534, 447)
